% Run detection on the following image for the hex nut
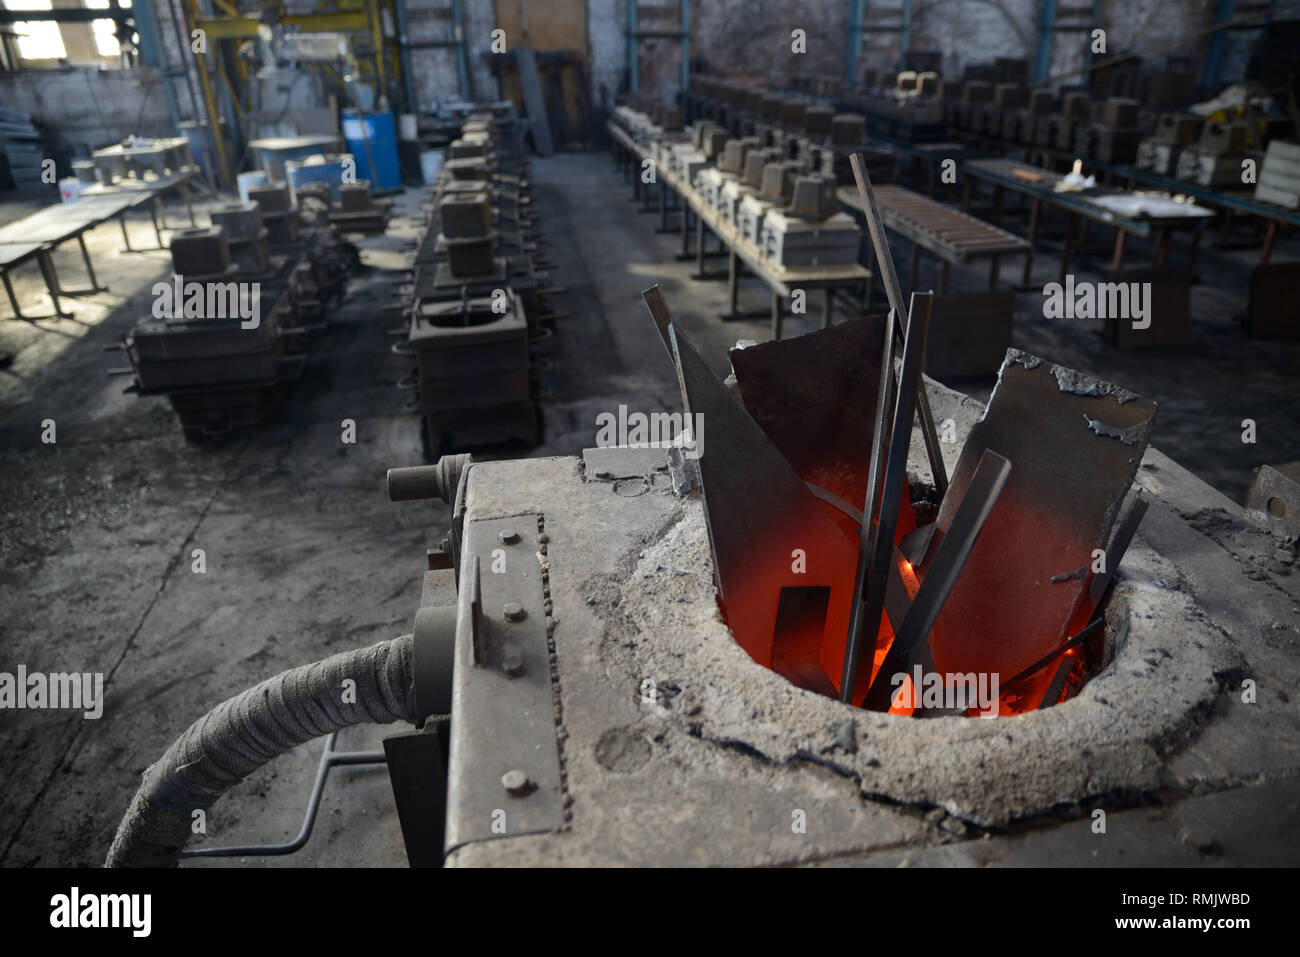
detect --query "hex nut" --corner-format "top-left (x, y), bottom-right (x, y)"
top-left (499, 528), bottom-right (520, 544)
top-left (502, 602), bottom-right (526, 622)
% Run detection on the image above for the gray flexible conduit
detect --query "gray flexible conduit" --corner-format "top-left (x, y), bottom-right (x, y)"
top-left (106, 635), bottom-right (417, 868)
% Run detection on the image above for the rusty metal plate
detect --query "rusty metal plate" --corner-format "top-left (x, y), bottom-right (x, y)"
top-left (729, 315), bottom-right (888, 521)
top-left (925, 350), bottom-right (1156, 704)
top-left (444, 514), bottom-right (565, 855)
top-left (667, 321), bottom-right (859, 681)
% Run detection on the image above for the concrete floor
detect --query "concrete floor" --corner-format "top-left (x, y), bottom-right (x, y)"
top-left (1, 149), bottom-right (1298, 867)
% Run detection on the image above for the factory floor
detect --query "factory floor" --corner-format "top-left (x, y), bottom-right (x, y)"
top-left (1, 149), bottom-right (1298, 867)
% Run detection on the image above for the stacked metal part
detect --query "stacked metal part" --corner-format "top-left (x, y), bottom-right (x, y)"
top-left (676, 83), bottom-right (896, 188)
top-left (114, 183), bottom-right (356, 443)
top-left (396, 108), bottom-right (559, 453)
top-left (608, 98), bottom-right (866, 272)
top-left (760, 173), bottom-right (861, 267)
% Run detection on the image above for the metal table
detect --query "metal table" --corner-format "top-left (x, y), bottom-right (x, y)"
top-left (628, 128), bottom-right (869, 340)
top-left (961, 157), bottom-right (1214, 284)
top-left (1079, 157), bottom-right (1300, 267)
top-left (0, 242), bottom-right (68, 319)
top-left (837, 183), bottom-right (1029, 297)
top-left (79, 169), bottom-right (199, 251)
top-left (249, 134), bottom-right (346, 180)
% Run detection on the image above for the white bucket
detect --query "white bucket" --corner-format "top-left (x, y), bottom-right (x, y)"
top-left (419, 150), bottom-right (444, 185)
top-left (59, 179), bottom-right (86, 204)
top-left (399, 113), bottom-right (419, 140)
top-left (237, 169), bottom-right (268, 203)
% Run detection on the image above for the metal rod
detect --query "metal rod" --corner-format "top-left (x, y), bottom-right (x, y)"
top-left (1001, 618), bottom-right (1105, 694)
top-left (849, 153), bottom-right (949, 497)
top-left (863, 449), bottom-right (1012, 711)
top-left (840, 291), bottom-right (932, 703)
top-left (179, 732), bottom-right (387, 859)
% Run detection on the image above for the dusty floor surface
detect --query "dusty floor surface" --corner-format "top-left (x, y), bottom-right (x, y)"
top-left (0, 148), bottom-right (1297, 867)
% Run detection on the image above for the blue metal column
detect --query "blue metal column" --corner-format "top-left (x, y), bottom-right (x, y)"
top-left (846, 0), bottom-right (865, 85)
top-left (898, 0), bottom-right (912, 72)
top-left (626, 0), bottom-right (639, 92)
top-left (1035, 0), bottom-right (1057, 83)
top-left (679, 0), bottom-right (690, 93)
top-left (131, 0), bottom-right (182, 129)
top-left (393, 0), bottom-right (417, 108)
top-left (451, 0), bottom-right (471, 99)
top-left (1081, 0), bottom-right (1102, 72)
top-left (1200, 0), bottom-right (1237, 88)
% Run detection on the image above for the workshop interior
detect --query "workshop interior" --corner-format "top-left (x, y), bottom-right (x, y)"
top-left (0, 0), bottom-right (1298, 873)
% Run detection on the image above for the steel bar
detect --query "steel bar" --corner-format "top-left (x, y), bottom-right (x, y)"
top-left (1038, 656), bottom-right (1075, 710)
top-left (1000, 618), bottom-right (1105, 693)
top-left (179, 732), bottom-right (386, 858)
top-left (864, 449), bottom-right (1012, 711)
top-left (840, 304), bottom-right (896, 698)
top-left (849, 153), bottom-right (949, 496)
top-left (840, 291), bottom-right (932, 703)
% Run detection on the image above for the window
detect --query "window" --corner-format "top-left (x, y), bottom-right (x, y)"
top-left (4, 0), bottom-right (67, 61)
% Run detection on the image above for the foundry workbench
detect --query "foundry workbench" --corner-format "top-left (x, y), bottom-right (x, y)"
top-left (608, 119), bottom-right (871, 340)
top-left (1077, 156), bottom-right (1300, 267)
top-left (0, 171), bottom-right (198, 319)
top-left (837, 182), bottom-right (1029, 297)
top-left (960, 157), bottom-right (1214, 284)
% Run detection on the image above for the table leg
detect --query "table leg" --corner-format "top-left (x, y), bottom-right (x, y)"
top-left (2, 270), bottom-right (26, 320)
top-left (696, 214), bottom-right (706, 276)
top-left (962, 177), bottom-right (974, 212)
top-left (35, 250), bottom-right (72, 318)
top-left (728, 249), bottom-right (739, 314)
top-left (1022, 198), bottom-right (1040, 286)
top-left (1260, 220), bottom-right (1278, 267)
top-left (660, 181), bottom-right (668, 231)
top-left (1059, 213), bottom-right (1077, 284)
top-left (150, 199), bottom-right (164, 248)
top-left (939, 260), bottom-right (950, 295)
top-left (1152, 228), bottom-right (1171, 267)
top-left (822, 287), bottom-right (833, 329)
top-left (680, 204), bottom-right (691, 258)
top-left (988, 253), bottom-right (1001, 291)
top-left (1110, 229), bottom-right (1127, 273)
top-left (1218, 207), bottom-right (1234, 246)
top-left (77, 234), bottom-right (106, 292)
top-left (992, 184), bottom-right (1004, 226)
top-left (184, 185), bottom-right (196, 226)
top-left (119, 214), bottom-right (135, 253)
top-left (1189, 221), bottom-right (1204, 272)
top-left (908, 241), bottom-right (920, 293)
top-left (771, 289), bottom-right (782, 340)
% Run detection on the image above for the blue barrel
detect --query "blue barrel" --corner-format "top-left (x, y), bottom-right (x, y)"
top-left (341, 109), bottom-right (401, 192)
top-left (285, 154), bottom-right (352, 203)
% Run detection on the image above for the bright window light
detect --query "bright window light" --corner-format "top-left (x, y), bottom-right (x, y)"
top-left (3, 0), bottom-right (67, 61)
top-left (91, 19), bottom-right (120, 56)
